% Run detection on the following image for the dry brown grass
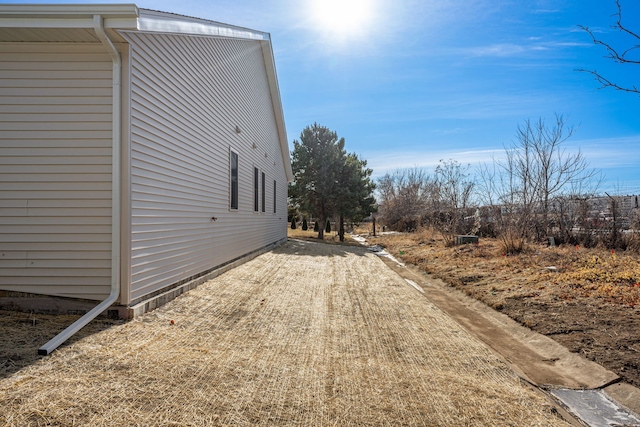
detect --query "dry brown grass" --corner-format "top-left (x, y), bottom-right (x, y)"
top-left (366, 228), bottom-right (640, 387)
top-left (367, 228), bottom-right (640, 308)
top-left (0, 240), bottom-right (569, 426)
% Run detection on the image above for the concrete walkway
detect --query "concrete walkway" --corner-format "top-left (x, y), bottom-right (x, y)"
top-left (1, 240), bottom-right (573, 426)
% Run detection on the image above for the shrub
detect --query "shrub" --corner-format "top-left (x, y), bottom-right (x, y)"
top-left (291, 218), bottom-right (297, 229)
top-left (325, 219), bottom-right (331, 233)
top-left (498, 229), bottom-right (525, 255)
top-left (302, 218), bottom-right (308, 230)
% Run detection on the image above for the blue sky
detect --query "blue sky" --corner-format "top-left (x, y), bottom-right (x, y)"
top-left (7, 0), bottom-right (639, 194)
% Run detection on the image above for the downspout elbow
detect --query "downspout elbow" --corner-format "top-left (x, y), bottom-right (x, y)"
top-left (38, 15), bottom-right (123, 355)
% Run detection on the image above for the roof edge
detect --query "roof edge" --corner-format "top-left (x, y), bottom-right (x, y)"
top-left (138, 9), bottom-right (269, 41)
top-left (0, 4), bottom-right (140, 31)
top-left (260, 40), bottom-right (293, 182)
top-left (0, 5), bottom-right (269, 41)
top-left (0, 3), bottom-right (139, 18)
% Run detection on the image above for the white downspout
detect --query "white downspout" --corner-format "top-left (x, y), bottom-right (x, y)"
top-left (39, 15), bottom-right (122, 355)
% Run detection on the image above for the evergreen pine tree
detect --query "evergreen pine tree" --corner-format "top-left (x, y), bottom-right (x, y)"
top-left (325, 219), bottom-right (331, 233)
top-left (291, 218), bottom-right (297, 229)
top-left (313, 221), bottom-right (319, 232)
top-left (302, 218), bottom-right (308, 230)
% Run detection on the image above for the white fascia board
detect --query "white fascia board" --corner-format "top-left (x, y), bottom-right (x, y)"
top-left (0, 5), bottom-right (268, 41)
top-left (0, 4), bottom-right (139, 17)
top-left (0, 17), bottom-right (94, 28)
top-left (0, 17), bottom-right (138, 29)
top-left (104, 17), bottom-right (140, 30)
top-left (260, 40), bottom-right (293, 182)
top-left (0, 4), bottom-right (139, 30)
top-left (138, 9), bottom-right (269, 41)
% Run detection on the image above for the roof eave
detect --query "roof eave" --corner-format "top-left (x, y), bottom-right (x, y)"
top-left (0, 4), bottom-right (140, 28)
top-left (260, 39), bottom-right (293, 182)
top-left (0, 5), bottom-right (269, 42)
top-left (138, 9), bottom-right (269, 41)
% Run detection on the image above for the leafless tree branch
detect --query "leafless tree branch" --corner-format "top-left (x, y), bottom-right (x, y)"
top-left (574, 69), bottom-right (639, 94)
top-left (577, 0), bottom-right (640, 95)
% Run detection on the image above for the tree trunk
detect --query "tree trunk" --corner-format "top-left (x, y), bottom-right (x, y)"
top-left (339, 215), bottom-right (345, 242)
top-left (317, 213), bottom-right (325, 240)
top-left (611, 198), bottom-right (617, 249)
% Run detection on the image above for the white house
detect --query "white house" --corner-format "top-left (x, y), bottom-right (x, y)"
top-left (0, 4), bottom-right (292, 351)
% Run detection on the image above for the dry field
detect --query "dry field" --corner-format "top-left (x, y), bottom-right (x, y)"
top-left (364, 228), bottom-right (640, 389)
top-left (0, 238), bottom-right (570, 426)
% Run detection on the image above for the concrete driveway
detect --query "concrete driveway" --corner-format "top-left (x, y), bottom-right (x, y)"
top-left (0, 239), bottom-right (573, 426)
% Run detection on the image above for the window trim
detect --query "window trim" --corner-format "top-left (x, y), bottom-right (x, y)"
top-left (261, 171), bottom-right (266, 213)
top-left (253, 166), bottom-right (259, 212)
top-left (230, 150), bottom-right (239, 210)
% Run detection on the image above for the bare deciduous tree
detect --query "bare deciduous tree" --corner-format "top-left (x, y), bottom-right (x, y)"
top-left (377, 167), bottom-right (436, 232)
top-left (495, 115), bottom-right (598, 251)
top-left (529, 115), bottom-right (598, 237)
top-left (434, 159), bottom-right (475, 245)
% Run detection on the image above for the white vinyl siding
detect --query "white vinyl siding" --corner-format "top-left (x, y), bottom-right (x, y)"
top-left (0, 43), bottom-right (113, 300)
top-left (124, 32), bottom-right (288, 302)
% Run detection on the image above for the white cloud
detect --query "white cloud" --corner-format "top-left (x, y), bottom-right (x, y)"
top-left (531, 9), bottom-right (560, 14)
top-left (574, 136), bottom-right (640, 168)
top-left (363, 135), bottom-right (640, 186)
top-left (461, 43), bottom-right (527, 57)
top-left (365, 148), bottom-right (504, 178)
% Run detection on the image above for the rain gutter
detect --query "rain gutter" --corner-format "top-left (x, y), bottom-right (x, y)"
top-left (39, 14), bottom-right (122, 355)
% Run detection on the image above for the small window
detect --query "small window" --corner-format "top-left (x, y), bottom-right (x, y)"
top-left (230, 151), bottom-right (238, 210)
top-left (261, 172), bottom-right (266, 213)
top-left (273, 180), bottom-right (277, 214)
top-left (253, 167), bottom-right (259, 212)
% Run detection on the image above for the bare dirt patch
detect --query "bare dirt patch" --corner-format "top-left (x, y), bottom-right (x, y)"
top-left (0, 239), bottom-right (570, 426)
top-left (366, 229), bottom-right (640, 389)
